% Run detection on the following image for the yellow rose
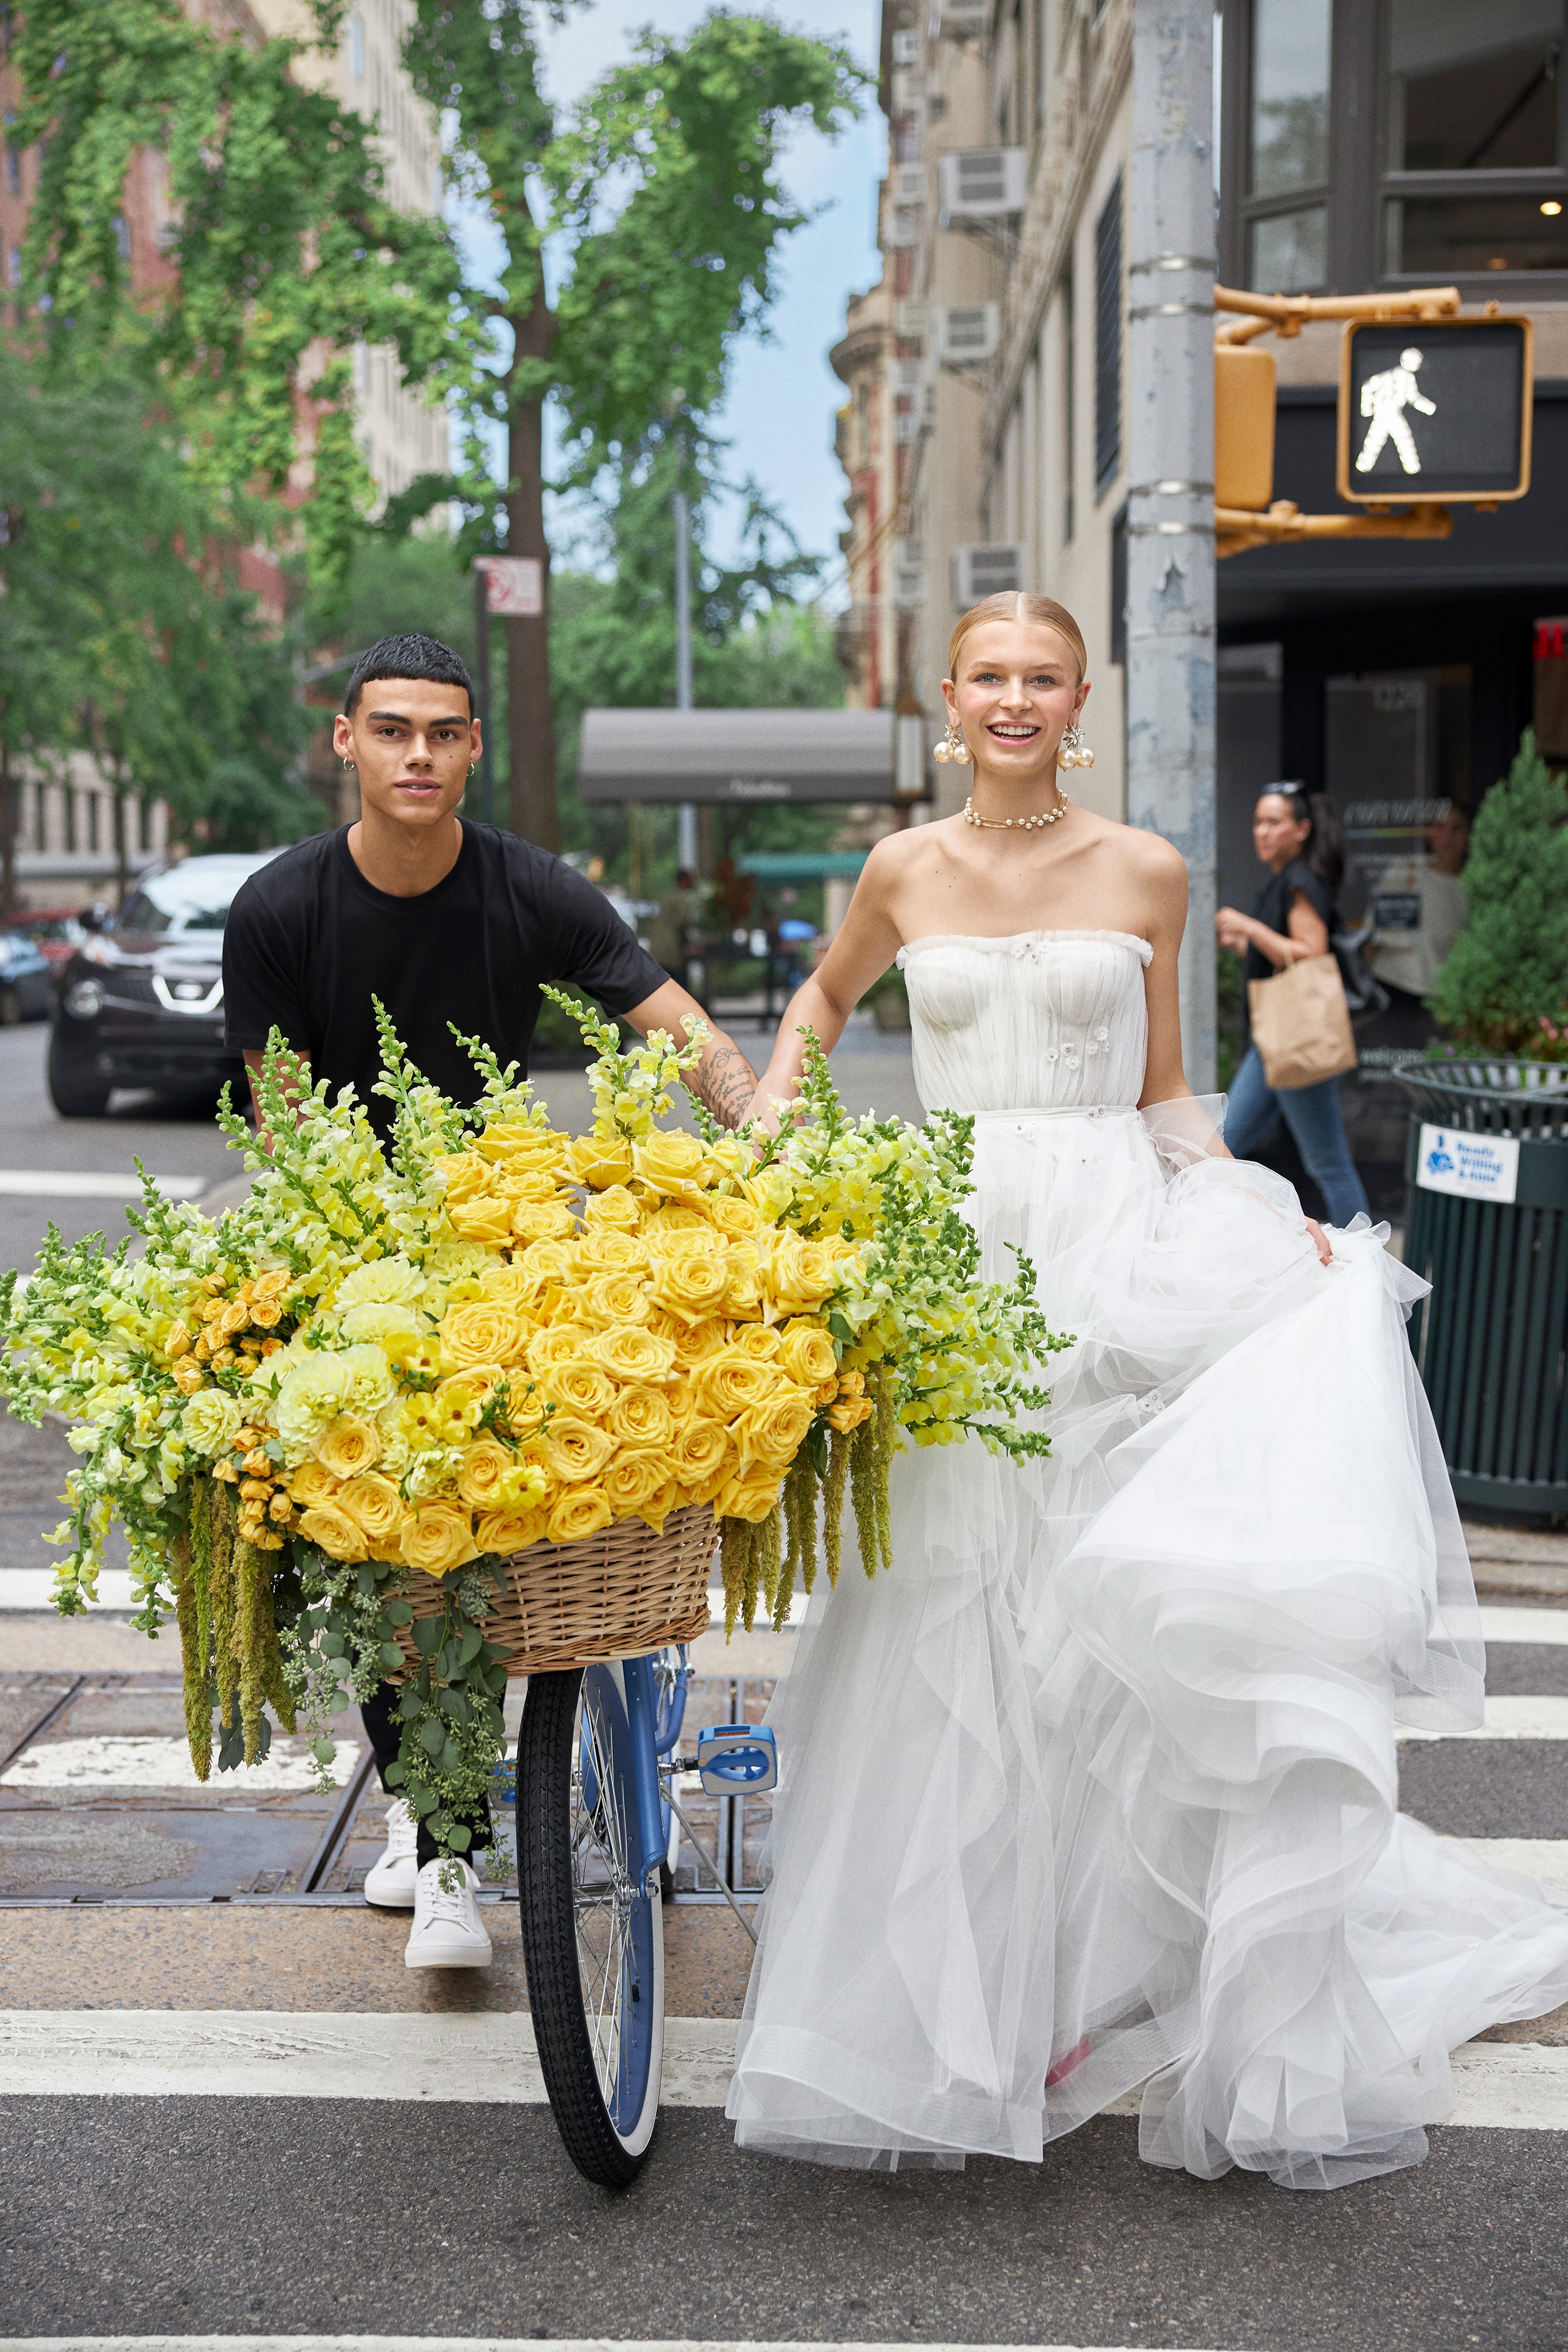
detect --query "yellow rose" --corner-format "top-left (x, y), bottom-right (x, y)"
top-left (671, 1419), bottom-right (729, 1488)
top-left (476, 1121), bottom-right (567, 1166)
top-left (540, 1361), bottom-right (618, 1420)
top-left (714, 1462), bottom-right (783, 1523)
top-left (440, 1298), bottom-right (529, 1369)
top-left (635, 1477), bottom-right (685, 1534)
top-left (456, 1437), bottom-right (514, 1509)
top-left (579, 1271), bottom-right (651, 1329)
top-left (723, 1244), bottom-right (765, 1319)
top-left (298, 1502), bottom-right (368, 1562)
top-left (778, 1320), bottom-right (839, 1389)
top-left (708, 1194), bottom-right (764, 1239)
top-left (694, 1352), bottom-right (790, 1420)
top-left (547, 1486), bottom-right (615, 1544)
top-left (401, 1500), bottom-right (479, 1578)
top-left (545, 1416), bottom-right (617, 1484)
top-left (647, 1247), bottom-right (731, 1326)
top-left (490, 1162), bottom-right (559, 1203)
top-left (509, 1240), bottom-right (578, 1303)
top-left (601, 1449), bottom-right (668, 1517)
top-left (826, 1393), bottom-right (874, 1434)
top-left (607, 1384), bottom-right (676, 1449)
top-left (434, 1368), bottom-right (501, 1422)
top-left (447, 1195), bottom-right (515, 1247)
top-left (583, 1325), bottom-right (677, 1384)
top-left (661, 1314), bottom-right (730, 1369)
top-left (633, 1131), bottom-right (711, 1200)
top-left (733, 1322), bottom-right (782, 1362)
top-left (434, 1151), bottom-right (491, 1205)
top-left (577, 1229), bottom-right (643, 1275)
top-left (570, 1133), bottom-right (635, 1190)
top-left (335, 1473), bottom-right (409, 1553)
top-left (315, 1415), bottom-right (382, 1480)
top-left (289, 1460), bottom-right (342, 1509)
top-left (733, 1387), bottom-right (816, 1471)
top-left (582, 1183), bottom-right (641, 1230)
top-left (511, 1196), bottom-right (578, 1245)
top-left (479, 1264), bottom-right (537, 1306)
top-left (645, 1204), bottom-right (716, 1243)
top-left (527, 1326), bottom-right (585, 1377)
top-left (476, 1504), bottom-right (549, 1555)
top-left (766, 1233), bottom-right (848, 1315)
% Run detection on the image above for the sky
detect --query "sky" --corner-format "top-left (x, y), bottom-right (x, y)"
top-left (449, 1), bottom-right (885, 592)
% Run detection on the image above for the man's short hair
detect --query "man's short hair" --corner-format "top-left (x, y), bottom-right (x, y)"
top-left (343, 633), bottom-right (475, 719)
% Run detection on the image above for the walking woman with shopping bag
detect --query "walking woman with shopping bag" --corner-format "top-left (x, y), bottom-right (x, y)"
top-left (1216, 782), bottom-right (1371, 1225)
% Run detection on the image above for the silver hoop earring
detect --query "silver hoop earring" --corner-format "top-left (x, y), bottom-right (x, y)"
top-left (1058, 722), bottom-right (1094, 773)
top-left (932, 716), bottom-right (972, 767)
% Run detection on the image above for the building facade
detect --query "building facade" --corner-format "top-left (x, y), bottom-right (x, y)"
top-left (834, 0), bottom-right (1568, 895)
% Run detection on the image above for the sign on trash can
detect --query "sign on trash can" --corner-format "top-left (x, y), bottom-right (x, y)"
top-left (1337, 319), bottom-right (1532, 506)
top-left (1416, 1123), bottom-right (1520, 1205)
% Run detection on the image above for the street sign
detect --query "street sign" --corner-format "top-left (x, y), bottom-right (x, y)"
top-left (1337, 318), bottom-right (1532, 505)
top-left (475, 556), bottom-right (543, 615)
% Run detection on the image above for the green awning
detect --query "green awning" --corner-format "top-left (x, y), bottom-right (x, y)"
top-left (738, 852), bottom-right (869, 882)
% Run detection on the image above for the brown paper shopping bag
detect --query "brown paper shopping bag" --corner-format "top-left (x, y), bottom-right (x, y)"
top-left (1247, 953), bottom-right (1357, 1090)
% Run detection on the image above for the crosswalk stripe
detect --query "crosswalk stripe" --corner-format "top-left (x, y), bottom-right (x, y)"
top-left (1452, 1835), bottom-right (1568, 1891)
top-left (0, 1734), bottom-right (362, 1793)
top-left (0, 1168), bottom-right (207, 1198)
top-left (1477, 1605), bottom-right (1568, 1644)
top-left (1398, 1694), bottom-right (1568, 1740)
top-left (1, 2011), bottom-right (1563, 2128)
top-left (0, 2340), bottom-right (1239, 2352)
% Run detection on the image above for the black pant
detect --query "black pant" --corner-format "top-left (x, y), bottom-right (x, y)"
top-left (359, 1680), bottom-right (495, 1870)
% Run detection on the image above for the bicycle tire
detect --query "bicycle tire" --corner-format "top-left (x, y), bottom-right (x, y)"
top-left (516, 1664), bottom-right (663, 2187)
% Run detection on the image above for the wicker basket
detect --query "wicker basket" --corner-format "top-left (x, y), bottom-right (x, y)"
top-left (394, 1501), bottom-right (717, 1678)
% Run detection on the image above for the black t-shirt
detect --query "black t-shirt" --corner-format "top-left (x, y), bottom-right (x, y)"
top-left (223, 824), bottom-right (665, 1138)
top-left (1245, 857), bottom-right (1337, 984)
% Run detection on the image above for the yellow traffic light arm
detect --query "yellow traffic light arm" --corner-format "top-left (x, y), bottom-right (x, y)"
top-left (1214, 285), bottom-right (1461, 339)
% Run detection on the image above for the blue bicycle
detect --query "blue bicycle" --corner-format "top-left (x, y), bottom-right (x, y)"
top-left (514, 1644), bottom-right (777, 2186)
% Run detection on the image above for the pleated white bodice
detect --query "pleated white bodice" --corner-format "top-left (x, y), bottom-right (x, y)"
top-left (896, 930), bottom-right (1154, 1115)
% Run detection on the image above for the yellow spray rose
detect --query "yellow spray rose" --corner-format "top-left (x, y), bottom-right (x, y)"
top-left (289, 1460), bottom-right (342, 1510)
top-left (647, 1247), bottom-right (731, 1326)
top-left (826, 1392), bottom-right (875, 1434)
top-left (544, 1416), bottom-right (617, 1485)
top-left (447, 1195), bottom-right (515, 1247)
top-left (634, 1131), bottom-right (711, 1200)
top-left (583, 1325), bottom-right (677, 1384)
top-left (315, 1415), bottom-right (382, 1480)
top-left (547, 1487), bottom-right (615, 1544)
top-left (570, 1133), bottom-right (635, 1190)
top-left (298, 1502), bottom-right (369, 1562)
top-left (607, 1385), bottom-right (676, 1449)
top-left (778, 1321), bottom-right (839, 1389)
top-left (401, 1500), bottom-right (479, 1578)
top-left (335, 1473), bottom-right (409, 1553)
top-left (440, 1298), bottom-right (529, 1369)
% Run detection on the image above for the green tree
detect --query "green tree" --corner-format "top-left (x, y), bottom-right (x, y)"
top-left (1432, 729), bottom-right (1568, 1053)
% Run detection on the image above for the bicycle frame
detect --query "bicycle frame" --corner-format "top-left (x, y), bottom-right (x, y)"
top-left (620, 1653), bottom-right (680, 1895)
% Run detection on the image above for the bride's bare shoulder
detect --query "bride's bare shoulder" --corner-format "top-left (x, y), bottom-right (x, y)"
top-left (1080, 809), bottom-right (1188, 894)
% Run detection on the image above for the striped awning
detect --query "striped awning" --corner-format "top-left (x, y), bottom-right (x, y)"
top-left (577, 707), bottom-right (922, 804)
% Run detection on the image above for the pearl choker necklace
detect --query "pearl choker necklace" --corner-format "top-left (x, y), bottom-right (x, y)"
top-left (962, 792), bottom-right (1071, 833)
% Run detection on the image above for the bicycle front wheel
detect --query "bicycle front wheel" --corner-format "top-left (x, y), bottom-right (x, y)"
top-left (516, 1663), bottom-right (664, 2186)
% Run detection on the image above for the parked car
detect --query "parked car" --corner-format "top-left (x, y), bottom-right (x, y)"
top-left (9, 907), bottom-right (92, 968)
top-left (48, 852), bottom-right (281, 1117)
top-left (0, 931), bottom-right (56, 1024)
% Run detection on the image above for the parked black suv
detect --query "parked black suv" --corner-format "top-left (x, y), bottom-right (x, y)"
top-left (48, 852), bottom-right (280, 1116)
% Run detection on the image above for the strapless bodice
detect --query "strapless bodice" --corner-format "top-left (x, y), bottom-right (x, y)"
top-left (896, 930), bottom-right (1153, 1116)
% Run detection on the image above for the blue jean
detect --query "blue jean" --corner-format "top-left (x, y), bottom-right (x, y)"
top-left (1223, 1044), bottom-right (1370, 1227)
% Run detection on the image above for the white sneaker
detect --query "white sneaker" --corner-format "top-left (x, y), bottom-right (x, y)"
top-left (363, 1798), bottom-right (420, 1910)
top-left (404, 1858), bottom-right (494, 1970)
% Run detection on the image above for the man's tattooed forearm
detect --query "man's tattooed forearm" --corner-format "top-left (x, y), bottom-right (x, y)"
top-left (694, 1040), bottom-right (759, 1130)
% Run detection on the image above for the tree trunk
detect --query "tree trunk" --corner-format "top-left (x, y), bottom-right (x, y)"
top-left (504, 271), bottom-right (558, 851)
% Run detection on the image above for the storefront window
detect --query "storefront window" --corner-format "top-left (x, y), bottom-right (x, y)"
top-left (1387, 0), bottom-right (1561, 173)
top-left (1387, 191), bottom-right (1568, 275)
top-left (1249, 0), bottom-right (1331, 195)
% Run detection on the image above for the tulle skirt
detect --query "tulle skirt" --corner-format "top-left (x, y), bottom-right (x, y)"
top-left (727, 1101), bottom-right (1568, 2189)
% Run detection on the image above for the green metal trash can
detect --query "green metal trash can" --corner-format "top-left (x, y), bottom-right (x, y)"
top-left (1395, 1057), bottom-right (1568, 1518)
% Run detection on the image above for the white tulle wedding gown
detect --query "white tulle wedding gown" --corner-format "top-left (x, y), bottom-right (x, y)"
top-left (727, 930), bottom-right (1568, 2190)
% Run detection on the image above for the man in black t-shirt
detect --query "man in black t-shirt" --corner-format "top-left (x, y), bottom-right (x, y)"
top-left (224, 632), bottom-right (758, 1968)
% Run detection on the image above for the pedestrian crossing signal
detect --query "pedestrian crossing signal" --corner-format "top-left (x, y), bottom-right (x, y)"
top-left (1337, 317), bottom-right (1532, 506)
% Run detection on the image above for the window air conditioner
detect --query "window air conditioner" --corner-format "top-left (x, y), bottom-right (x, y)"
top-left (885, 206), bottom-right (922, 250)
top-left (893, 163), bottom-right (926, 205)
top-left (894, 541), bottom-right (925, 611)
top-left (950, 542), bottom-right (1027, 607)
top-left (933, 302), bottom-right (1000, 364)
top-left (894, 298), bottom-right (929, 339)
top-left (891, 29), bottom-right (919, 65)
top-left (938, 147), bottom-right (1027, 223)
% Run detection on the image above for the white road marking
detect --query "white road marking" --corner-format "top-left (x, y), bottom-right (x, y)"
top-left (1, 2011), bottom-right (1563, 2130)
top-left (0, 1169), bottom-right (207, 1199)
top-left (0, 2341), bottom-right (1239, 2352)
top-left (0, 1736), bottom-right (360, 1794)
top-left (1478, 1605), bottom-right (1568, 1645)
top-left (1398, 1695), bottom-right (1568, 1741)
top-left (1451, 1837), bottom-right (1568, 1891)
top-left (0, 1569), bottom-right (138, 1610)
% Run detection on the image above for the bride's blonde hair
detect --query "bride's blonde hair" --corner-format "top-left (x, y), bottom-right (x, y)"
top-left (947, 592), bottom-right (1088, 685)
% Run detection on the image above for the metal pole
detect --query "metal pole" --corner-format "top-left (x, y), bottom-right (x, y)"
top-left (1124, 0), bottom-right (1217, 1092)
top-left (473, 562), bottom-right (496, 828)
top-left (673, 487), bottom-right (698, 875)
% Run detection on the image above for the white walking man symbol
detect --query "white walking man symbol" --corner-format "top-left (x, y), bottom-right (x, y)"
top-left (1355, 346), bottom-right (1436, 476)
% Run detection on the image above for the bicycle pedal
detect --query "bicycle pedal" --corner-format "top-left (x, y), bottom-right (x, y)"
top-left (694, 1723), bottom-right (778, 1796)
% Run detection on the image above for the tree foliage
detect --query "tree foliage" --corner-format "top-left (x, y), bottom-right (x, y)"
top-left (1432, 729), bottom-right (1568, 1052)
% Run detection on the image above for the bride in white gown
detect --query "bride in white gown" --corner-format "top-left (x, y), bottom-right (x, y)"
top-left (728, 592), bottom-right (1568, 2191)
